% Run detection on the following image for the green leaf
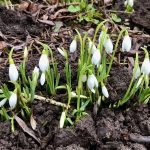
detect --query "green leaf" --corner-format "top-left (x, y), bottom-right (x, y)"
top-left (111, 13), bottom-right (121, 23)
top-left (68, 5), bottom-right (80, 13)
top-left (139, 88), bottom-right (150, 103)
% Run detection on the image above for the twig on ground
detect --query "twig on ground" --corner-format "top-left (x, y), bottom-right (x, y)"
top-left (34, 95), bottom-right (69, 108)
top-left (130, 133), bottom-right (150, 143)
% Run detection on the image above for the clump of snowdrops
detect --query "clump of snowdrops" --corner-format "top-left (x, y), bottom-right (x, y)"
top-left (0, 21), bottom-right (149, 130)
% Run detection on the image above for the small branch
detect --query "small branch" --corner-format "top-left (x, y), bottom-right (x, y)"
top-left (34, 95), bottom-right (69, 108)
top-left (130, 133), bottom-right (150, 143)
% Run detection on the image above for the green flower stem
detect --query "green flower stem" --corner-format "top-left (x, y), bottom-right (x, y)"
top-left (87, 20), bottom-right (108, 64)
top-left (107, 28), bottom-right (126, 76)
top-left (118, 53), bottom-right (139, 106)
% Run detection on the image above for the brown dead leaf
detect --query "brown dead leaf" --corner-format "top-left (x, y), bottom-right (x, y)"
top-left (104, 0), bottom-right (112, 4)
top-left (38, 19), bottom-right (55, 26)
top-left (28, 3), bottom-right (39, 13)
top-left (0, 41), bottom-right (7, 50)
top-left (17, 1), bottom-right (29, 11)
top-left (30, 114), bottom-right (37, 130)
top-left (15, 115), bottom-right (40, 144)
top-left (42, 15), bottom-right (48, 20)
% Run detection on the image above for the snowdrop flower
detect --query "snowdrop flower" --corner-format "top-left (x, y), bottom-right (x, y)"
top-left (88, 40), bottom-right (97, 54)
top-left (57, 48), bottom-right (66, 57)
top-left (141, 58), bottom-right (150, 75)
top-left (0, 98), bottom-right (7, 107)
top-left (33, 66), bottom-right (39, 75)
top-left (92, 49), bottom-right (101, 66)
top-left (9, 62), bottom-right (19, 82)
top-left (125, 0), bottom-right (134, 7)
top-left (82, 74), bottom-right (87, 82)
top-left (71, 91), bottom-right (77, 97)
top-left (70, 38), bottom-right (77, 53)
top-left (87, 74), bottom-right (98, 93)
top-left (9, 92), bottom-right (17, 109)
top-left (33, 66), bottom-right (39, 81)
top-left (134, 66), bottom-right (141, 79)
top-left (39, 50), bottom-right (49, 72)
top-left (24, 46), bottom-right (28, 59)
top-left (59, 111), bottom-right (66, 128)
top-left (104, 37), bottom-right (113, 54)
top-left (102, 85), bottom-right (109, 98)
top-left (122, 33), bottom-right (132, 52)
top-left (40, 72), bottom-right (46, 86)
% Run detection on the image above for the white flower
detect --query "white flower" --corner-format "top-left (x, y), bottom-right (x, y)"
top-left (59, 111), bottom-right (66, 128)
top-left (87, 74), bottom-right (98, 93)
top-left (24, 47), bottom-right (28, 59)
top-left (134, 66), bottom-right (141, 79)
top-left (40, 72), bottom-right (46, 86)
top-left (92, 49), bottom-right (101, 66)
top-left (33, 66), bottom-right (39, 75)
top-left (9, 64), bottom-right (19, 81)
top-left (104, 38), bottom-right (113, 54)
top-left (127, 0), bottom-right (134, 7)
top-left (70, 39), bottom-right (77, 53)
top-left (122, 35), bottom-right (132, 52)
top-left (0, 98), bottom-right (7, 107)
top-left (71, 92), bottom-right (77, 97)
top-left (89, 41), bottom-right (97, 54)
top-left (33, 66), bottom-right (39, 81)
top-left (39, 54), bottom-right (49, 72)
top-left (57, 48), bottom-right (65, 57)
top-left (102, 85), bottom-right (109, 98)
top-left (141, 58), bottom-right (150, 75)
top-left (9, 92), bottom-right (17, 109)
top-left (82, 74), bottom-right (87, 82)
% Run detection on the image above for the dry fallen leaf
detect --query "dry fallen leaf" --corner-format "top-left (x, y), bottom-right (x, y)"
top-left (15, 115), bottom-right (40, 144)
top-left (30, 114), bottom-right (37, 130)
top-left (0, 41), bottom-right (7, 50)
top-left (38, 19), bottom-right (55, 26)
top-left (17, 1), bottom-right (29, 11)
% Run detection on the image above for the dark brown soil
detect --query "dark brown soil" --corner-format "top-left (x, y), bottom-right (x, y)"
top-left (0, 1), bottom-right (150, 150)
top-left (115, 0), bottom-right (150, 32)
top-left (0, 6), bottom-right (43, 40)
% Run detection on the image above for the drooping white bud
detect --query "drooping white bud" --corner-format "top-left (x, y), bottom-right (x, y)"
top-left (71, 91), bottom-right (77, 97)
top-left (87, 74), bottom-right (98, 93)
top-left (104, 37), bottom-right (113, 54)
top-left (39, 53), bottom-right (49, 72)
top-left (141, 58), bottom-right (150, 75)
top-left (9, 64), bottom-right (19, 81)
top-left (88, 41), bottom-right (97, 54)
top-left (59, 111), bottom-right (66, 128)
top-left (134, 66), bottom-right (141, 79)
top-left (57, 48), bottom-right (65, 57)
top-left (33, 66), bottom-right (39, 75)
top-left (122, 35), bottom-right (132, 52)
top-left (82, 74), bottom-right (87, 82)
top-left (102, 85), bottom-right (109, 98)
top-left (0, 98), bottom-right (7, 107)
top-left (33, 66), bottom-right (39, 81)
top-left (127, 0), bottom-right (134, 7)
top-left (92, 49), bottom-right (101, 66)
top-left (24, 47), bottom-right (28, 59)
top-left (40, 72), bottom-right (46, 86)
top-left (70, 39), bottom-right (77, 53)
top-left (9, 92), bottom-right (17, 109)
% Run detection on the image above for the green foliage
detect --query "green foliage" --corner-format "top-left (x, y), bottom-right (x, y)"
top-left (68, 1), bottom-right (102, 24)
